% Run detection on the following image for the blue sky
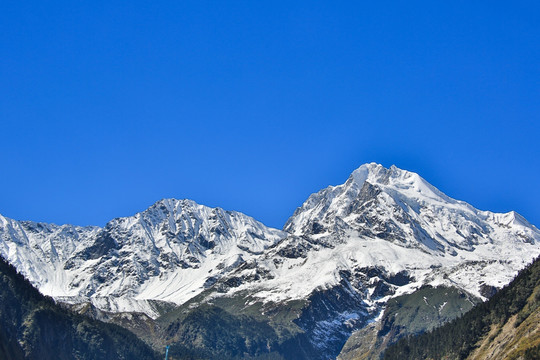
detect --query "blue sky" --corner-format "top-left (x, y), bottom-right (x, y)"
top-left (1, 1), bottom-right (539, 229)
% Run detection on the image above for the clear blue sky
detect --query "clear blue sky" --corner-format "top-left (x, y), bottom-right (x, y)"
top-left (1, 1), bottom-right (539, 229)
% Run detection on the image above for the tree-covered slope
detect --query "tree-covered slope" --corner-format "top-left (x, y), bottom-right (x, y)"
top-left (0, 256), bottom-right (159, 360)
top-left (338, 286), bottom-right (478, 360)
top-left (157, 290), bottom-right (319, 360)
top-left (383, 256), bottom-right (540, 360)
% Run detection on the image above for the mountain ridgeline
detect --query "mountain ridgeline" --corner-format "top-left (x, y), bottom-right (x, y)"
top-left (1, 163), bottom-right (539, 359)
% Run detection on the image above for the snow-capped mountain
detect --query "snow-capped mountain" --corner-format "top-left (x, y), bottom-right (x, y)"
top-left (0, 199), bottom-right (286, 317)
top-left (285, 163), bottom-right (537, 254)
top-left (217, 163), bottom-right (539, 305)
top-left (175, 163), bottom-right (540, 359)
top-left (1, 163), bottom-right (539, 356)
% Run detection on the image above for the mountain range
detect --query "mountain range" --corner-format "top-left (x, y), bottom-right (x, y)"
top-left (1, 163), bottom-right (539, 359)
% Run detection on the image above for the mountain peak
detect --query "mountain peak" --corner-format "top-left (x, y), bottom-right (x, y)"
top-left (348, 163), bottom-right (409, 189)
top-left (348, 163), bottom-right (454, 205)
top-left (350, 162), bottom-right (381, 186)
top-left (0, 197), bottom-right (287, 316)
top-left (350, 163), bottom-right (412, 183)
top-left (285, 162), bottom-right (539, 252)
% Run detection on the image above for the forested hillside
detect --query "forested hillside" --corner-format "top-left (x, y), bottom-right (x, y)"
top-left (338, 286), bottom-right (478, 360)
top-left (383, 256), bottom-right (540, 360)
top-left (0, 256), bottom-right (159, 360)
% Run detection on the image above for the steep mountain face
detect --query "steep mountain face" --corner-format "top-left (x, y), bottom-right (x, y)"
top-left (0, 255), bottom-right (159, 360)
top-left (1, 163), bottom-right (539, 359)
top-left (0, 199), bottom-right (286, 317)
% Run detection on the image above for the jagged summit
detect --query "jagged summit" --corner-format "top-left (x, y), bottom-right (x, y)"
top-left (284, 163), bottom-right (537, 252)
top-left (349, 163), bottom-right (459, 204)
top-left (349, 162), bottom-right (402, 186)
top-left (122, 197), bottom-right (284, 254)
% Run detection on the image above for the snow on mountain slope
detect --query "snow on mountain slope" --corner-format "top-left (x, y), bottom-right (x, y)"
top-left (184, 163), bottom-right (540, 359)
top-left (0, 199), bottom-right (286, 317)
top-left (1, 163), bottom-right (539, 326)
top-left (206, 163), bottom-right (540, 326)
top-left (0, 215), bottom-right (100, 294)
